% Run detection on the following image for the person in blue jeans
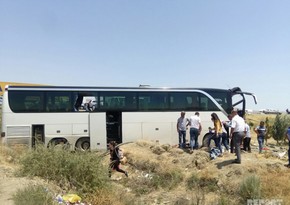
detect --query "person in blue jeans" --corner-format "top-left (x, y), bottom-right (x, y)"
top-left (188, 112), bottom-right (202, 151)
top-left (285, 126), bottom-right (290, 168)
top-left (209, 113), bottom-right (223, 156)
top-left (221, 131), bottom-right (230, 151)
top-left (176, 111), bottom-right (188, 148)
top-left (254, 121), bottom-right (267, 153)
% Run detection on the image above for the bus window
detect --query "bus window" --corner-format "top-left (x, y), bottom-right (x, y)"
top-left (99, 92), bottom-right (137, 111)
top-left (139, 92), bottom-right (168, 111)
top-left (200, 94), bottom-right (219, 111)
top-left (170, 92), bottom-right (200, 111)
top-left (74, 92), bottom-right (98, 112)
top-left (207, 91), bottom-right (232, 113)
top-left (46, 92), bottom-right (72, 112)
top-left (9, 91), bottom-right (44, 112)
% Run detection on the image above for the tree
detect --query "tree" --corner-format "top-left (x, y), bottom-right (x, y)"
top-left (271, 114), bottom-right (290, 145)
top-left (264, 117), bottom-right (272, 145)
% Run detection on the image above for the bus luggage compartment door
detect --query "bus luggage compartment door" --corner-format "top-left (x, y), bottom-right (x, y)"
top-left (89, 113), bottom-right (107, 150)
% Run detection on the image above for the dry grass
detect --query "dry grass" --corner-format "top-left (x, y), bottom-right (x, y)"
top-left (261, 171), bottom-right (290, 203)
top-left (1, 114), bottom-right (290, 205)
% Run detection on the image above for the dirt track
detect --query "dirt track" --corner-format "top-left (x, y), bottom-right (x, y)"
top-left (0, 165), bottom-right (33, 205)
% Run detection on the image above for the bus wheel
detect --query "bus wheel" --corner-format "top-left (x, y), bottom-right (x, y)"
top-left (202, 133), bottom-right (214, 148)
top-left (48, 138), bottom-right (68, 149)
top-left (76, 138), bottom-right (90, 151)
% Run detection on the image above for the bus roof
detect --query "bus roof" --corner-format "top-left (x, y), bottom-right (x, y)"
top-left (5, 85), bottom-right (233, 93)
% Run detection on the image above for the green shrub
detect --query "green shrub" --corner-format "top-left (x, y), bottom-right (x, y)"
top-left (239, 175), bottom-right (261, 203)
top-left (271, 115), bottom-right (290, 145)
top-left (12, 184), bottom-right (55, 205)
top-left (17, 145), bottom-right (109, 194)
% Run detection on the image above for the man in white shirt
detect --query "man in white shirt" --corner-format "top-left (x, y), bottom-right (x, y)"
top-left (177, 111), bottom-right (188, 148)
top-left (188, 112), bottom-right (202, 151)
top-left (230, 108), bottom-right (245, 164)
top-left (243, 122), bottom-right (251, 152)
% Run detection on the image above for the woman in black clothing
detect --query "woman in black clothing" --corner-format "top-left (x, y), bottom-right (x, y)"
top-left (108, 141), bottom-right (128, 178)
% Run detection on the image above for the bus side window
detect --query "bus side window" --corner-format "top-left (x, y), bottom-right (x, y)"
top-left (74, 95), bottom-right (83, 111)
top-left (139, 98), bottom-right (149, 110)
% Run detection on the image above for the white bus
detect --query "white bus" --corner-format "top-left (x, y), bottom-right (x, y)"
top-left (1, 85), bottom-right (256, 150)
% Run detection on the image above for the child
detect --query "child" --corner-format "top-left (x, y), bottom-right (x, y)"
top-left (108, 141), bottom-right (128, 177)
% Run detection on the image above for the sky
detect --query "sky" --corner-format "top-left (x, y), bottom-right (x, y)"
top-left (0, 0), bottom-right (289, 111)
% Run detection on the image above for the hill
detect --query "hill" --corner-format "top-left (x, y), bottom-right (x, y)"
top-left (0, 113), bottom-right (290, 205)
top-left (111, 139), bottom-right (290, 205)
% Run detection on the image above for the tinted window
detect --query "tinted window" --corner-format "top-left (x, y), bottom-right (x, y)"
top-left (46, 92), bottom-right (73, 112)
top-left (99, 92), bottom-right (137, 111)
top-left (169, 92), bottom-right (219, 111)
top-left (138, 92), bottom-right (168, 111)
top-left (170, 92), bottom-right (200, 111)
top-left (9, 91), bottom-right (44, 112)
top-left (206, 90), bottom-right (231, 113)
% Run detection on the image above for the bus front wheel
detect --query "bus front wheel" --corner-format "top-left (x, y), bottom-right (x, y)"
top-left (76, 138), bottom-right (90, 151)
top-left (202, 133), bottom-right (214, 148)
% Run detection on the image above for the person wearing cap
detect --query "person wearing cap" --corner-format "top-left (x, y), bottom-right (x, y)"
top-left (177, 111), bottom-right (188, 148)
top-left (230, 108), bottom-right (246, 164)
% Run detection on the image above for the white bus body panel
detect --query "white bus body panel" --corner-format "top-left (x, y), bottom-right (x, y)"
top-left (122, 111), bottom-right (227, 146)
top-left (89, 113), bottom-right (107, 150)
top-left (6, 125), bottom-right (31, 147)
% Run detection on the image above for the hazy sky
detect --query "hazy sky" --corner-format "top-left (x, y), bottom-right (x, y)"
top-left (1, 1), bottom-right (289, 111)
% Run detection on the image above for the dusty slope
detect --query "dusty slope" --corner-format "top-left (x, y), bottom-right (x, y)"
top-left (0, 139), bottom-right (289, 205)
top-left (110, 140), bottom-right (290, 205)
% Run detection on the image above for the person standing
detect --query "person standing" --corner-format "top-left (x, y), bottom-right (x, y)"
top-left (285, 126), bottom-right (290, 168)
top-left (243, 122), bottom-right (251, 152)
top-left (222, 115), bottom-right (232, 153)
top-left (254, 121), bottom-right (267, 153)
top-left (108, 141), bottom-right (128, 178)
top-left (177, 111), bottom-right (188, 148)
top-left (230, 108), bottom-right (246, 164)
top-left (210, 113), bottom-right (223, 156)
top-left (189, 112), bottom-right (202, 151)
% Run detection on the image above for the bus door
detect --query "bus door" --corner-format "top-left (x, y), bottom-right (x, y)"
top-left (106, 111), bottom-right (122, 144)
top-left (32, 125), bottom-right (45, 147)
top-left (89, 113), bottom-right (107, 150)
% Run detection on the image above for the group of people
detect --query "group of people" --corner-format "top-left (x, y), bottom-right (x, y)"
top-left (108, 109), bottom-right (290, 178)
top-left (176, 108), bottom-right (290, 165)
top-left (177, 111), bottom-right (202, 152)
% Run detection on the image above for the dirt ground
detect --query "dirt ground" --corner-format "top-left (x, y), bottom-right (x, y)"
top-left (112, 139), bottom-right (290, 205)
top-left (0, 138), bottom-right (289, 205)
top-left (0, 164), bottom-right (32, 205)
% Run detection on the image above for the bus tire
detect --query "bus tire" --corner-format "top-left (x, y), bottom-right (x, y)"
top-left (202, 133), bottom-right (213, 148)
top-left (48, 138), bottom-right (68, 148)
top-left (76, 137), bottom-right (90, 151)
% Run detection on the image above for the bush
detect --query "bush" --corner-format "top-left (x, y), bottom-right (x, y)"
top-left (239, 175), bottom-right (261, 203)
top-left (271, 115), bottom-right (290, 144)
top-left (12, 184), bottom-right (55, 205)
top-left (17, 145), bottom-right (109, 194)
